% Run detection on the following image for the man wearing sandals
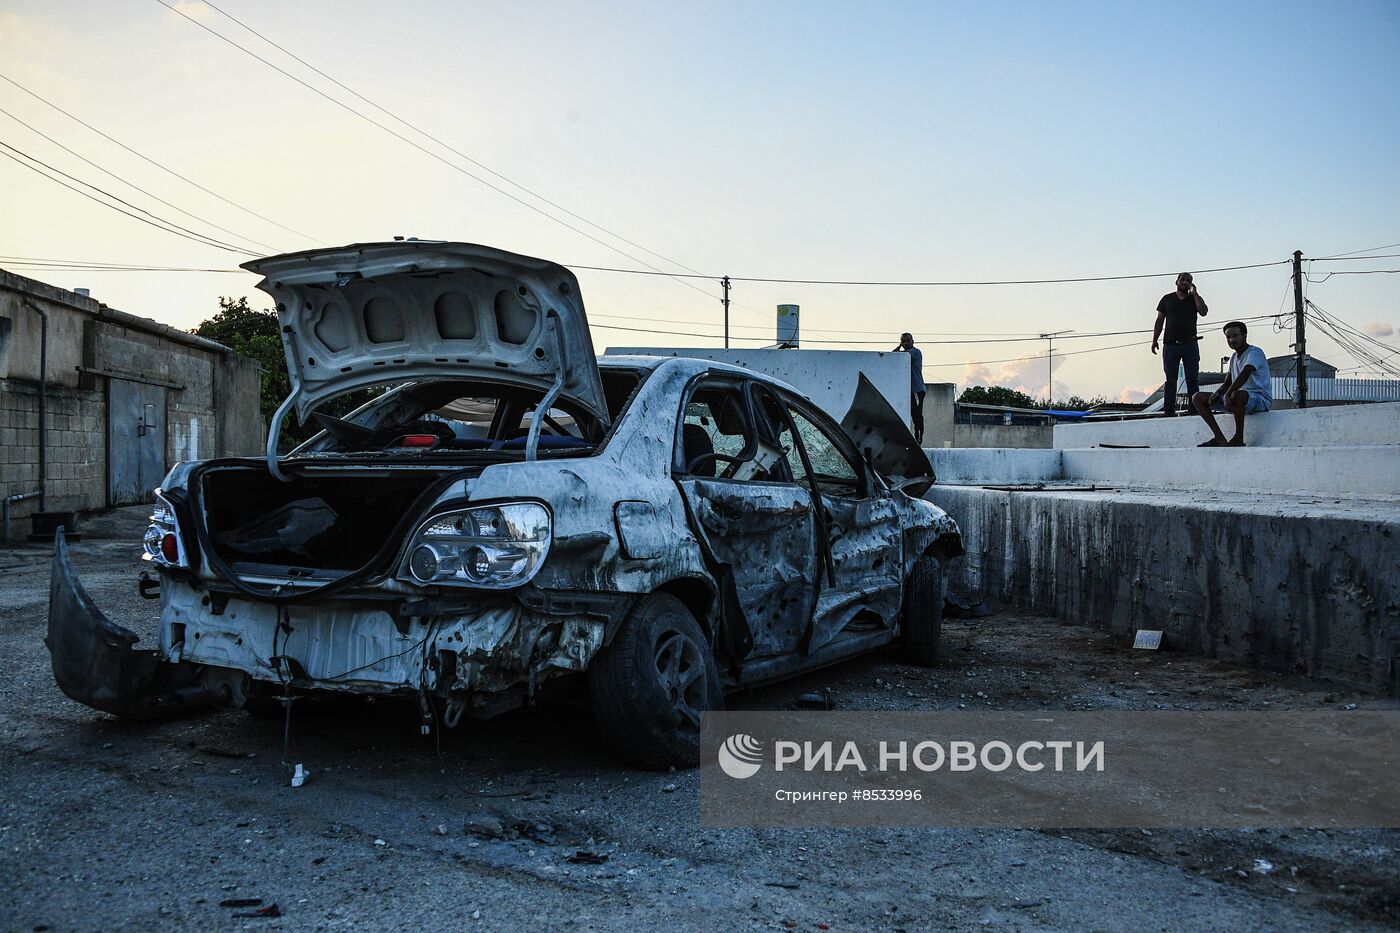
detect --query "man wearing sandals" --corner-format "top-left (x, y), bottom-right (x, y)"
top-left (1192, 321), bottom-right (1272, 447)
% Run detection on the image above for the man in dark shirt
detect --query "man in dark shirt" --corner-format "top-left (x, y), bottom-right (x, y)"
top-left (894, 332), bottom-right (926, 444)
top-left (1151, 272), bottom-right (1208, 416)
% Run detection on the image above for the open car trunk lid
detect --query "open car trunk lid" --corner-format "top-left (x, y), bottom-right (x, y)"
top-left (242, 241), bottom-right (610, 428)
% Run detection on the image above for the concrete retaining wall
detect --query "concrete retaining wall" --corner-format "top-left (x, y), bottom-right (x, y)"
top-left (927, 485), bottom-right (1400, 694)
top-left (1055, 401), bottom-right (1400, 449)
top-left (928, 448), bottom-right (1062, 485)
top-left (952, 422), bottom-right (1054, 449)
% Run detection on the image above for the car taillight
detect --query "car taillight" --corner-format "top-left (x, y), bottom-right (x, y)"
top-left (142, 490), bottom-right (189, 569)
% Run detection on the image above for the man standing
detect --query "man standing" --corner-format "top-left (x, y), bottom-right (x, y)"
top-left (1151, 272), bottom-right (1208, 415)
top-left (1192, 321), bottom-right (1272, 446)
top-left (895, 332), bottom-right (926, 444)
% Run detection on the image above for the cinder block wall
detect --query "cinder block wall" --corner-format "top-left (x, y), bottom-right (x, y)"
top-left (2, 270), bottom-right (266, 540)
top-left (1, 381), bottom-right (106, 514)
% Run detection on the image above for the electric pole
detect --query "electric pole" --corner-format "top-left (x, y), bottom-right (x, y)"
top-left (1292, 250), bottom-right (1307, 408)
top-left (721, 275), bottom-right (731, 349)
top-left (1039, 330), bottom-right (1073, 403)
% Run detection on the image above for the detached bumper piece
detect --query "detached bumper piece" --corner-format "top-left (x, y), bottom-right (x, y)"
top-left (45, 528), bottom-right (213, 719)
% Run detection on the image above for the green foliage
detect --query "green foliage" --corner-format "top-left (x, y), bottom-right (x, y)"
top-left (958, 385), bottom-right (1112, 411)
top-left (192, 297), bottom-right (286, 429)
top-left (958, 385), bottom-right (1041, 409)
top-left (191, 296), bottom-right (381, 449)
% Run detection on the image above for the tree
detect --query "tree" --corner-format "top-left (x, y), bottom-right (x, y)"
top-left (958, 385), bottom-right (1113, 411)
top-left (192, 297), bottom-right (287, 429)
top-left (958, 385), bottom-right (1040, 409)
top-left (191, 296), bottom-right (379, 448)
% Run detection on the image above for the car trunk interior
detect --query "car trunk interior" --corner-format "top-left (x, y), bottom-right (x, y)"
top-left (199, 465), bottom-right (453, 572)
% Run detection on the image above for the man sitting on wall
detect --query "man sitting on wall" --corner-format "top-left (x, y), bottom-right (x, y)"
top-left (1191, 321), bottom-right (1272, 447)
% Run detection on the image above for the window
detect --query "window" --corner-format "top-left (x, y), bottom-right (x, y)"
top-left (680, 386), bottom-right (752, 477)
top-left (783, 404), bottom-right (860, 495)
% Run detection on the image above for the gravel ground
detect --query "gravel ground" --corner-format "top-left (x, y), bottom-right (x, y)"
top-left (2, 507), bottom-right (1397, 932)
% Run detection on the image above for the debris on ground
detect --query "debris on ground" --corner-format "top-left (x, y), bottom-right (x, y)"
top-left (566, 850), bottom-right (609, 865)
top-left (218, 898), bottom-right (262, 908)
top-left (797, 688), bottom-right (836, 710)
top-left (198, 747), bottom-right (255, 760)
top-left (466, 815), bottom-right (507, 839)
top-left (290, 763), bottom-right (310, 788)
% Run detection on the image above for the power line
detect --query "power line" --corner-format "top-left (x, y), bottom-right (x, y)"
top-left (589, 310), bottom-right (1035, 337)
top-left (1307, 268), bottom-right (1400, 283)
top-left (0, 70), bottom-right (323, 245)
top-left (196, 0), bottom-right (705, 279)
top-left (0, 143), bottom-right (258, 255)
top-left (921, 339), bottom-right (1147, 370)
top-left (1309, 253), bottom-right (1400, 263)
top-left (572, 258), bottom-right (1291, 287)
top-left (1314, 241), bottom-right (1400, 260)
top-left (0, 258), bottom-right (244, 273)
top-left (152, 0), bottom-right (740, 318)
top-left (0, 105), bottom-right (278, 254)
top-left (1305, 300), bottom-right (1400, 378)
top-left (718, 259), bottom-right (1290, 287)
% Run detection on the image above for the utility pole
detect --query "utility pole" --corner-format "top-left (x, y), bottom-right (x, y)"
top-left (1292, 250), bottom-right (1307, 408)
top-left (1039, 330), bottom-right (1073, 403)
top-left (721, 275), bottom-right (731, 349)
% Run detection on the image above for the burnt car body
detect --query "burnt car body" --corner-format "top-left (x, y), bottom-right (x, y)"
top-left (47, 241), bottom-right (962, 769)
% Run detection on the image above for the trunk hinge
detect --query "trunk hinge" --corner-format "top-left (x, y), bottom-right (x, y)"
top-left (266, 393), bottom-right (296, 483)
top-left (524, 312), bottom-right (566, 462)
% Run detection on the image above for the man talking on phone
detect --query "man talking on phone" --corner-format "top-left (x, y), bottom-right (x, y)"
top-left (1150, 272), bottom-right (1208, 416)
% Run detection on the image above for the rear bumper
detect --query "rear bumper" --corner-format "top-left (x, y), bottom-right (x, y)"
top-left (45, 529), bottom-right (214, 718)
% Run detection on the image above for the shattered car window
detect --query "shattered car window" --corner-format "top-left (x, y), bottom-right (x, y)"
top-left (683, 389), bottom-right (751, 461)
top-left (785, 405), bottom-right (860, 494)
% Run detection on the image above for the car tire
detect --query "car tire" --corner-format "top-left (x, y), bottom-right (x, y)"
top-left (901, 555), bottom-right (946, 667)
top-left (588, 593), bottom-right (723, 771)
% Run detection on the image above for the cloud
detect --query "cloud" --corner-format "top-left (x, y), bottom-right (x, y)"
top-left (168, 1), bottom-right (218, 22)
top-left (961, 352), bottom-right (1065, 400)
top-left (1363, 321), bottom-right (1394, 338)
top-left (1117, 383), bottom-right (1161, 404)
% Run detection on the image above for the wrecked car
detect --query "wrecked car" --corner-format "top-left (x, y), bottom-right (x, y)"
top-left (46, 241), bottom-right (963, 769)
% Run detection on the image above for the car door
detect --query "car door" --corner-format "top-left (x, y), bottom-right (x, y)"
top-left (673, 376), bottom-right (817, 665)
top-left (765, 389), bottom-right (904, 653)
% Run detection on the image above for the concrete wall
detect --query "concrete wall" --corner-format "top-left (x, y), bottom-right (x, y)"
top-left (1, 382), bottom-right (106, 514)
top-left (605, 347), bottom-right (912, 423)
top-left (922, 383), bottom-right (956, 447)
top-left (1, 269), bottom-right (266, 539)
top-left (1053, 400), bottom-right (1400, 449)
top-left (952, 422), bottom-right (1054, 449)
top-left (928, 485), bottom-right (1400, 694)
top-left (928, 448), bottom-right (1062, 485)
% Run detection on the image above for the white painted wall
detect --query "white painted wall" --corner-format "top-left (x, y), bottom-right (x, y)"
top-left (605, 347), bottom-right (913, 422)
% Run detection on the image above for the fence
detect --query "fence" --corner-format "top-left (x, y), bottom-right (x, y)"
top-left (1271, 377), bottom-right (1400, 403)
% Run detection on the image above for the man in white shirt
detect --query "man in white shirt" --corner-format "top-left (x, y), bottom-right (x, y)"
top-left (1191, 321), bottom-right (1272, 447)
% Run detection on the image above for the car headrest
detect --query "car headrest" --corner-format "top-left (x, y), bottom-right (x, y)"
top-left (682, 423), bottom-right (716, 477)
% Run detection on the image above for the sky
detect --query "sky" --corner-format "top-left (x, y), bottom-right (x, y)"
top-left (2, 0), bottom-right (1397, 401)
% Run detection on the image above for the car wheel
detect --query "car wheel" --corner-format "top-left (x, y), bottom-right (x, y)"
top-left (588, 593), bottom-right (723, 770)
top-left (900, 555), bottom-right (946, 666)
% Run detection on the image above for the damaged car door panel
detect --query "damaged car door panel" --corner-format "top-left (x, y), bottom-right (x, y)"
top-left (46, 240), bottom-right (963, 770)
